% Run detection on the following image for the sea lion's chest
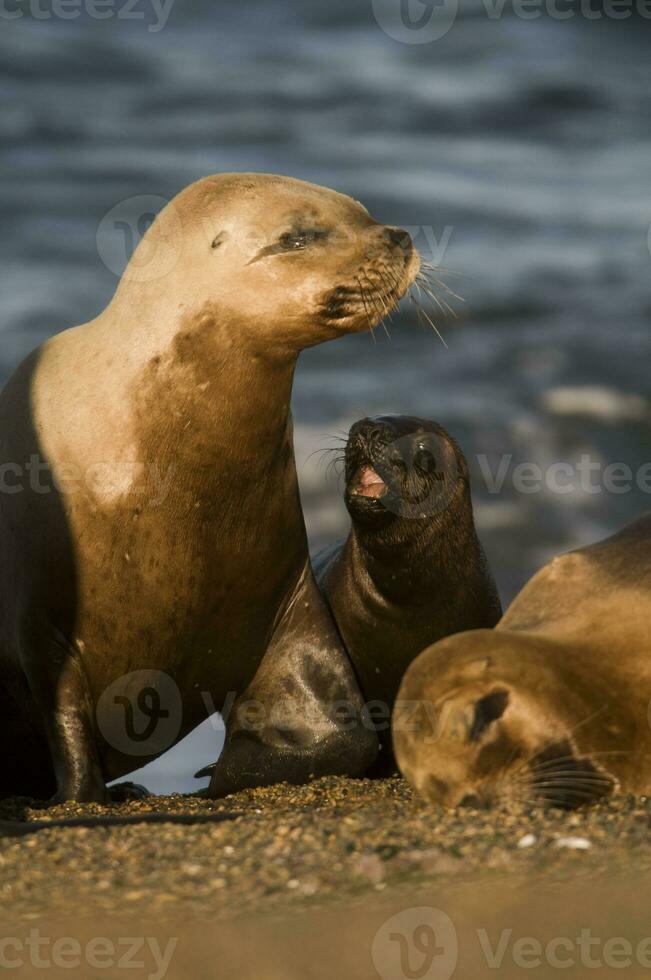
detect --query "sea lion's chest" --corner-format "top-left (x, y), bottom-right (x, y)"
top-left (64, 443), bottom-right (306, 697)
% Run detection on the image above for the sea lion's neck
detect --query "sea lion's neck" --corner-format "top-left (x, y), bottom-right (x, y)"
top-left (140, 339), bottom-right (298, 483)
top-left (91, 300), bottom-right (299, 458)
top-left (44, 302), bottom-right (302, 516)
top-left (346, 506), bottom-right (481, 607)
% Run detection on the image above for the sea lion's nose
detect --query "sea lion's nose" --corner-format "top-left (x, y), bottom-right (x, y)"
top-left (384, 226), bottom-right (413, 254)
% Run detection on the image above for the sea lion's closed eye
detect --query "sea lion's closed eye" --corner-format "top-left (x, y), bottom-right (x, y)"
top-left (468, 689), bottom-right (510, 742)
top-left (249, 227), bottom-right (329, 263)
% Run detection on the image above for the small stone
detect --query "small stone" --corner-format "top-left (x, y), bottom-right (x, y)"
top-left (356, 853), bottom-right (385, 884)
top-left (554, 836), bottom-right (591, 850)
top-left (517, 833), bottom-right (537, 849)
top-left (180, 863), bottom-right (202, 877)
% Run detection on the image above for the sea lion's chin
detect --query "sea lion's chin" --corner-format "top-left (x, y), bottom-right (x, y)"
top-left (345, 475), bottom-right (392, 526)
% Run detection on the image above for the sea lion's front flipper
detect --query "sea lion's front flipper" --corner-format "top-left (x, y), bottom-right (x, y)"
top-left (21, 628), bottom-right (108, 804)
top-left (207, 566), bottom-right (378, 798)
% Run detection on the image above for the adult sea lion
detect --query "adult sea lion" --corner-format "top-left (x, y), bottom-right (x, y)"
top-left (313, 414), bottom-right (502, 773)
top-left (394, 514), bottom-right (651, 809)
top-left (0, 173), bottom-right (420, 802)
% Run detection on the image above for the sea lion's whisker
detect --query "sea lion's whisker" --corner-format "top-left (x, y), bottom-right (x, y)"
top-left (412, 288), bottom-right (448, 349)
top-left (565, 704), bottom-right (609, 738)
top-left (376, 272), bottom-right (397, 339)
top-left (416, 277), bottom-right (456, 320)
top-left (360, 274), bottom-right (389, 340)
top-left (355, 275), bottom-right (372, 326)
top-left (527, 750), bottom-right (629, 776)
top-left (410, 293), bottom-right (429, 335)
top-left (306, 446), bottom-right (344, 469)
top-left (416, 273), bottom-right (458, 315)
top-left (418, 267), bottom-right (465, 304)
top-left (356, 276), bottom-right (377, 343)
top-left (327, 457), bottom-right (347, 484)
top-left (420, 260), bottom-right (469, 284)
top-left (530, 774), bottom-right (615, 787)
top-left (373, 274), bottom-right (395, 336)
top-left (420, 259), bottom-right (468, 283)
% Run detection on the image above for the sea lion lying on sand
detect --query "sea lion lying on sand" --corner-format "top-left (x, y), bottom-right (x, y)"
top-left (394, 514), bottom-right (651, 809)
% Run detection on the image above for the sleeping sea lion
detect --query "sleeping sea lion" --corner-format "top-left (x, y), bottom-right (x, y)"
top-left (394, 514), bottom-right (651, 808)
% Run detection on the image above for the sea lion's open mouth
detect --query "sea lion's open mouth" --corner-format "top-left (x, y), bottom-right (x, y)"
top-left (351, 465), bottom-right (387, 499)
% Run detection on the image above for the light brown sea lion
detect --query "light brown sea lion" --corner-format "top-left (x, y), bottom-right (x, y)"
top-left (394, 514), bottom-right (651, 809)
top-left (313, 414), bottom-right (502, 775)
top-left (0, 172), bottom-right (420, 802)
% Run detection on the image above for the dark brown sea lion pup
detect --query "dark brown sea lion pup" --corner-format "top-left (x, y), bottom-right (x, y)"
top-left (313, 415), bottom-right (502, 773)
top-left (394, 514), bottom-right (651, 809)
top-left (0, 173), bottom-right (420, 803)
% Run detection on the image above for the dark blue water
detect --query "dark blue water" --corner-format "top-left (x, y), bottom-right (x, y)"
top-left (1, 2), bottom-right (650, 790)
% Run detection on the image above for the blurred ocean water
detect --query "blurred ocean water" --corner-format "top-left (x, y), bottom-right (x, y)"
top-left (1, 1), bottom-right (650, 790)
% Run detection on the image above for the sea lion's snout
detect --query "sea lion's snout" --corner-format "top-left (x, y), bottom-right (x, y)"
top-left (344, 417), bottom-right (406, 509)
top-left (344, 415), bottom-right (462, 522)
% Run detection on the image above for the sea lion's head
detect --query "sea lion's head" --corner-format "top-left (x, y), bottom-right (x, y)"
top-left (343, 415), bottom-right (469, 536)
top-left (120, 173), bottom-right (421, 353)
top-left (394, 631), bottom-right (618, 810)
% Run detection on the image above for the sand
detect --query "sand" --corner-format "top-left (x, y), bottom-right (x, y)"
top-left (1, 778), bottom-right (651, 978)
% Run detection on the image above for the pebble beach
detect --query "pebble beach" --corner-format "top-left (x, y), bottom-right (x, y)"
top-left (2, 777), bottom-right (651, 921)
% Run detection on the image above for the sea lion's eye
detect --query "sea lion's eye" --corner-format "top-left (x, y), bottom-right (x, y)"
top-left (414, 447), bottom-right (436, 473)
top-left (279, 231), bottom-right (311, 250)
top-left (279, 229), bottom-right (328, 251)
top-left (248, 228), bottom-right (327, 265)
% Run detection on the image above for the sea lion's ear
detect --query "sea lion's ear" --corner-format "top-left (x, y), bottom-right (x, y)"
top-left (468, 688), bottom-right (509, 742)
top-left (211, 231), bottom-right (228, 250)
top-left (530, 738), bottom-right (618, 809)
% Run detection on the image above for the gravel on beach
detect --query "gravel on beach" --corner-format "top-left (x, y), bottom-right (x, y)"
top-left (1, 777), bottom-right (651, 922)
